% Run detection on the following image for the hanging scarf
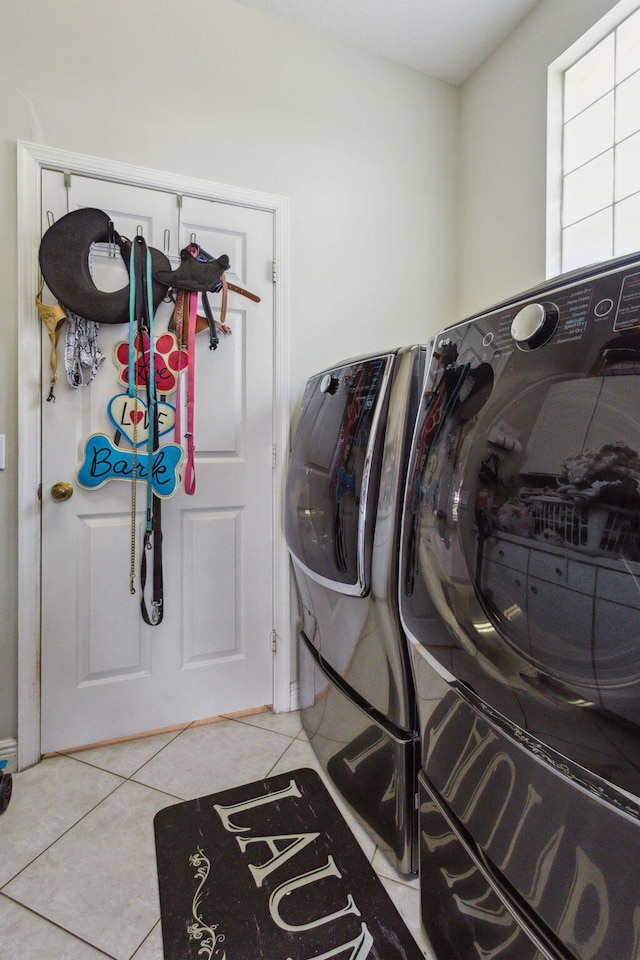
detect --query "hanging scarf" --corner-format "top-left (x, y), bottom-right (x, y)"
top-left (64, 311), bottom-right (105, 388)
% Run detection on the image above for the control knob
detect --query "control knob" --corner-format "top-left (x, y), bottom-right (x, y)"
top-left (510, 302), bottom-right (558, 350)
top-left (320, 374), bottom-right (339, 395)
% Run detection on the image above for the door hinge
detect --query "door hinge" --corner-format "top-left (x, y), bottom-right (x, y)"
top-left (272, 445), bottom-right (277, 469)
top-left (271, 629), bottom-right (279, 653)
top-left (272, 260), bottom-right (278, 283)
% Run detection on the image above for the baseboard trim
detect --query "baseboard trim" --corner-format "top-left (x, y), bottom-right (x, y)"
top-left (0, 738), bottom-right (18, 773)
top-left (43, 706), bottom-right (273, 758)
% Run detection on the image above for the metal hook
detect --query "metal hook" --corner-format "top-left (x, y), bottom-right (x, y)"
top-left (137, 224), bottom-right (144, 237)
top-left (107, 220), bottom-right (117, 258)
top-left (190, 232), bottom-right (197, 244)
top-left (46, 211), bottom-right (55, 227)
top-left (163, 228), bottom-right (170, 253)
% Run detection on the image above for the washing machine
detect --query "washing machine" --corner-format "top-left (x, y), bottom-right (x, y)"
top-left (400, 253), bottom-right (640, 959)
top-left (285, 345), bottom-right (425, 874)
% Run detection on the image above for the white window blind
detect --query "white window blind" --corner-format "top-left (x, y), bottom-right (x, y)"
top-left (549, 3), bottom-right (640, 274)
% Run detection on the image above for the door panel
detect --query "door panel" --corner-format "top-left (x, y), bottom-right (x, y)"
top-left (40, 172), bottom-right (275, 752)
top-left (79, 514), bottom-right (150, 682)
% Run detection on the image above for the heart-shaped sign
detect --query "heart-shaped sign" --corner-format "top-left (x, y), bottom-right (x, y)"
top-left (107, 394), bottom-right (176, 447)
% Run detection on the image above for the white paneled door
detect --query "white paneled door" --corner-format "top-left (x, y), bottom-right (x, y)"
top-left (40, 171), bottom-right (275, 752)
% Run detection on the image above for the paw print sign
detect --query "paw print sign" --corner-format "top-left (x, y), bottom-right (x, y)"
top-left (114, 331), bottom-right (188, 395)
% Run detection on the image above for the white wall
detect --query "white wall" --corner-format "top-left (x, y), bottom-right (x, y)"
top-left (457, 0), bottom-right (622, 318)
top-left (0, 0), bottom-right (459, 742)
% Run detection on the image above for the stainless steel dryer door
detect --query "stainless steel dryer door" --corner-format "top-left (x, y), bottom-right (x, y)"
top-left (286, 354), bottom-right (393, 596)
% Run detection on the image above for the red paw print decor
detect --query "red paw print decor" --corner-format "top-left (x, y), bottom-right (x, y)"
top-left (113, 331), bottom-right (188, 395)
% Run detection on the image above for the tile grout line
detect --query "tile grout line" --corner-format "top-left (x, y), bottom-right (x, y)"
top-left (126, 918), bottom-right (161, 960)
top-left (63, 716), bottom-right (300, 786)
top-left (45, 751), bottom-right (188, 802)
top-left (265, 731), bottom-right (299, 778)
top-left (123, 718), bottom-right (297, 960)
top-left (1, 722), bottom-right (301, 949)
top-left (0, 749), bottom-right (185, 896)
top-left (0, 772), bottom-right (128, 893)
top-left (1, 755), bottom-right (175, 959)
top-left (55, 720), bottom-right (197, 782)
top-left (86, 713), bottom-right (302, 788)
top-left (128, 720), bottom-right (297, 960)
top-left (223, 714), bottom-right (305, 739)
top-left (379, 870), bottom-right (422, 891)
top-left (5, 715), bottom-right (424, 957)
top-left (119, 719), bottom-right (197, 782)
top-left (0, 891), bottom-right (119, 960)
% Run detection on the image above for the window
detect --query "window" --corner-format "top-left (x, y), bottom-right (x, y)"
top-left (547, 1), bottom-right (640, 275)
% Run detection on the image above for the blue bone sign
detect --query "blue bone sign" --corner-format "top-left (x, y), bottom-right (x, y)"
top-left (77, 434), bottom-right (184, 497)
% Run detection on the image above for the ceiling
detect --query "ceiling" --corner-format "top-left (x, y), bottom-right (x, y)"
top-left (232, 0), bottom-right (542, 85)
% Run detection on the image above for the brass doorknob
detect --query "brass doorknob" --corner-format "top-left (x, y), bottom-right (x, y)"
top-left (51, 481), bottom-right (73, 502)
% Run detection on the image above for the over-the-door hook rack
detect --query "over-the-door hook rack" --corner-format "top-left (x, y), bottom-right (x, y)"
top-left (108, 220), bottom-right (117, 258)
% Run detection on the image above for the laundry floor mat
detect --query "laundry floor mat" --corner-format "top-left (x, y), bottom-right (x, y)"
top-left (154, 767), bottom-right (422, 959)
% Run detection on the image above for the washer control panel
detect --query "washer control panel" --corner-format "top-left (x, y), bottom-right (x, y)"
top-left (510, 301), bottom-right (559, 349)
top-left (438, 258), bottom-right (640, 362)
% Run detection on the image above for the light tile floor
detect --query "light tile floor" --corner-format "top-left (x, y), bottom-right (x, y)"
top-left (0, 710), bottom-right (435, 960)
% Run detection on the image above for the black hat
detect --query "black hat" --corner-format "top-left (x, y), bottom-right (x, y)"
top-left (38, 207), bottom-right (171, 324)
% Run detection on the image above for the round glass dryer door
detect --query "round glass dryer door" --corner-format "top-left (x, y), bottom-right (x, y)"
top-left (402, 277), bottom-right (640, 725)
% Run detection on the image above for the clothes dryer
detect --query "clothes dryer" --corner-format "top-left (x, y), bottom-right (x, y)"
top-left (400, 254), bottom-right (640, 960)
top-left (286, 345), bottom-right (425, 874)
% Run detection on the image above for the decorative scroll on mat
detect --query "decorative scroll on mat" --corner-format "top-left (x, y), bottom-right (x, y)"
top-left (154, 767), bottom-right (422, 960)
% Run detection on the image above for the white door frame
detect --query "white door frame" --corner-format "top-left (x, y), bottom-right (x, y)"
top-left (17, 141), bottom-right (291, 770)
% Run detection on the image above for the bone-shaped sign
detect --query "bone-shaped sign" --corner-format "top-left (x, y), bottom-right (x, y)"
top-left (107, 394), bottom-right (176, 447)
top-left (77, 434), bottom-right (184, 498)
